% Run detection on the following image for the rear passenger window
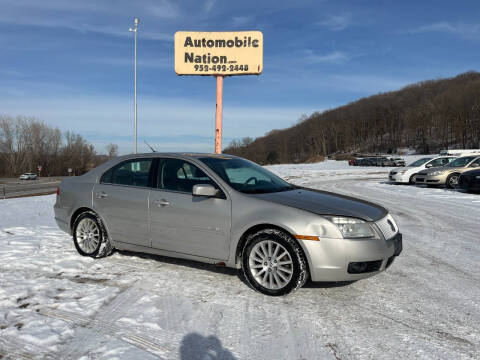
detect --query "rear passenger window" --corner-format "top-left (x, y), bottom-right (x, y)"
top-left (159, 159), bottom-right (217, 193)
top-left (101, 159), bottom-right (153, 187)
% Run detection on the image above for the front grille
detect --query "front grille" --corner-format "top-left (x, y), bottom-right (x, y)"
top-left (375, 214), bottom-right (399, 240)
top-left (390, 171), bottom-right (397, 175)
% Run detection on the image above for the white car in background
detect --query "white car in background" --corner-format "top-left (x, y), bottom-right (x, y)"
top-left (389, 156), bottom-right (456, 184)
top-left (19, 173), bottom-right (38, 180)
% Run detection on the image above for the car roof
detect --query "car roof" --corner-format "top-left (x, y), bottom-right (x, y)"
top-left (114, 152), bottom-right (238, 161)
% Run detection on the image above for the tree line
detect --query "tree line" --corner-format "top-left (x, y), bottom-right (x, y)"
top-left (0, 115), bottom-right (118, 177)
top-left (224, 71), bottom-right (480, 164)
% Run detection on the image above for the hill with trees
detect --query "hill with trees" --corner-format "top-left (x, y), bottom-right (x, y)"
top-left (224, 72), bottom-right (480, 164)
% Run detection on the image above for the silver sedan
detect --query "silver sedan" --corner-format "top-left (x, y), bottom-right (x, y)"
top-left (54, 153), bottom-right (402, 296)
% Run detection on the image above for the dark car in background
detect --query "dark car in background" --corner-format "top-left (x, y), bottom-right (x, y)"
top-left (372, 157), bottom-right (389, 166)
top-left (458, 169), bottom-right (480, 192)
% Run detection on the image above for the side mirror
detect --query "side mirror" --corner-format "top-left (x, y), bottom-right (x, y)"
top-left (470, 163), bottom-right (480, 168)
top-left (192, 184), bottom-right (219, 197)
top-left (425, 163), bottom-right (433, 168)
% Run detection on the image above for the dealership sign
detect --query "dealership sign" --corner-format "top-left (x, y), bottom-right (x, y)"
top-left (174, 31), bottom-right (263, 76)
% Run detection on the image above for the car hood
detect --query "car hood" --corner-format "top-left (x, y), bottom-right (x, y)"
top-left (251, 188), bottom-right (387, 222)
top-left (392, 166), bottom-right (411, 172)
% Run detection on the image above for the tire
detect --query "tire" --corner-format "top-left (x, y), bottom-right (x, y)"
top-left (72, 212), bottom-right (114, 258)
top-left (446, 173), bottom-right (460, 189)
top-left (408, 174), bottom-right (417, 185)
top-left (242, 229), bottom-right (308, 296)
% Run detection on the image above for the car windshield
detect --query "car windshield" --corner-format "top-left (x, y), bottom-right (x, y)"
top-left (199, 157), bottom-right (295, 194)
top-left (408, 158), bottom-right (433, 167)
top-left (446, 156), bottom-right (477, 167)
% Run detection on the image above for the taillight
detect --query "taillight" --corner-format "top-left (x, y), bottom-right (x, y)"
top-left (56, 187), bottom-right (60, 196)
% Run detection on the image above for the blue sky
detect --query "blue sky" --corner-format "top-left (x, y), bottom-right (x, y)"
top-left (1, 0), bottom-right (479, 154)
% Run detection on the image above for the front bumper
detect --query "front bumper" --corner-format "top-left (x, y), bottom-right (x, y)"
top-left (302, 233), bottom-right (403, 282)
top-left (415, 174), bottom-right (444, 185)
top-left (389, 173), bottom-right (408, 183)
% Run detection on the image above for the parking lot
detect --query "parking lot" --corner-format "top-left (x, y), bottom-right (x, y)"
top-left (0, 162), bottom-right (479, 359)
top-left (0, 177), bottom-right (63, 199)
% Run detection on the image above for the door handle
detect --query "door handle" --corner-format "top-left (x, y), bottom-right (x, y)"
top-left (96, 191), bottom-right (108, 199)
top-left (154, 199), bottom-right (171, 207)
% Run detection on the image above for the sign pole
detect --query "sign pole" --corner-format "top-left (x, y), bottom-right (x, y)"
top-left (215, 75), bottom-right (224, 154)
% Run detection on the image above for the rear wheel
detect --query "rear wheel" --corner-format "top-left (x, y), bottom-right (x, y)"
top-left (73, 212), bottom-right (113, 258)
top-left (242, 229), bottom-right (308, 296)
top-left (446, 173), bottom-right (460, 189)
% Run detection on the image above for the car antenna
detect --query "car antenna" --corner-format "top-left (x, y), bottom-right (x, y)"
top-left (144, 140), bottom-right (156, 152)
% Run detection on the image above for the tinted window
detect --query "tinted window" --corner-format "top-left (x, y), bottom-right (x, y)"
top-left (101, 159), bottom-right (153, 187)
top-left (409, 158), bottom-right (433, 167)
top-left (446, 156), bottom-right (477, 167)
top-left (159, 158), bottom-right (217, 193)
top-left (428, 158), bottom-right (450, 167)
top-left (469, 158), bottom-right (480, 167)
top-left (200, 157), bottom-right (294, 194)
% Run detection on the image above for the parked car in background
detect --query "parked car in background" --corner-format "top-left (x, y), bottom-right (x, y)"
top-left (54, 153), bottom-right (402, 296)
top-left (371, 157), bottom-right (389, 166)
top-left (389, 156), bottom-right (456, 184)
top-left (415, 156), bottom-right (480, 188)
top-left (379, 158), bottom-right (396, 167)
top-left (353, 158), bottom-right (371, 166)
top-left (457, 169), bottom-right (480, 192)
top-left (19, 173), bottom-right (37, 180)
top-left (391, 158), bottom-right (406, 167)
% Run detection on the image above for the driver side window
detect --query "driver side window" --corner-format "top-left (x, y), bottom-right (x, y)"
top-left (470, 158), bottom-right (480, 167)
top-left (158, 158), bottom-right (218, 193)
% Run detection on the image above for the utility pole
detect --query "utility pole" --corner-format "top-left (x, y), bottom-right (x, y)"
top-left (129, 18), bottom-right (140, 154)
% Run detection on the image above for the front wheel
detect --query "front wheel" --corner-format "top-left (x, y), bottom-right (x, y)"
top-left (446, 173), bottom-right (460, 189)
top-left (242, 229), bottom-right (308, 296)
top-left (409, 174), bottom-right (417, 184)
top-left (73, 212), bottom-right (113, 258)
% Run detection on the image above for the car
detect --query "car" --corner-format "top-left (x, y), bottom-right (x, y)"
top-left (371, 157), bottom-right (389, 166)
top-left (19, 173), bottom-right (37, 180)
top-left (391, 158), bottom-right (406, 167)
top-left (457, 169), bottom-right (480, 192)
top-left (54, 153), bottom-right (402, 296)
top-left (355, 158), bottom-right (373, 166)
top-left (415, 156), bottom-right (480, 188)
top-left (379, 158), bottom-right (396, 167)
top-left (389, 156), bottom-right (456, 184)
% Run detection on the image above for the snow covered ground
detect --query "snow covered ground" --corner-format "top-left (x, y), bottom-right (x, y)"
top-left (0, 159), bottom-right (479, 359)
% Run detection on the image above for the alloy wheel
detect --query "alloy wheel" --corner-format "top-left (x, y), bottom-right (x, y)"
top-left (248, 240), bottom-right (293, 290)
top-left (75, 218), bottom-right (101, 254)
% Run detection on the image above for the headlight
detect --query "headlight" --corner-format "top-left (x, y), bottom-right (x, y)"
top-left (397, 170), bottom-right (406, 175)
top-left (325, 216), bottom-right (378, 239)
top-left (476, 175), bottom-right (480, 179)
top-left (431, 170), bottom-right (445, 176)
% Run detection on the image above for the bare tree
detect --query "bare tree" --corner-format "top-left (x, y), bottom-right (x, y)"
top-left (106, 143), bottom-right (119, 158)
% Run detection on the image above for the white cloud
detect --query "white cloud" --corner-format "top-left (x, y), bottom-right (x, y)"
top-left (317, 13), bottom-right (352, 31)
top-left (328, 74), bottom-right (411, 94)
top-left (304, 50), bottom-right (349, 64)
top-left (203, 0), bottom-right (215, 14)
top-left (232, 16), bottom-right (252, 27)
top-left (405, 22), bottom-right (480, 39)
top-left (0, 0), bottom-right (176, 41)
top-left (85, 56), bottom-right (171, 68)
